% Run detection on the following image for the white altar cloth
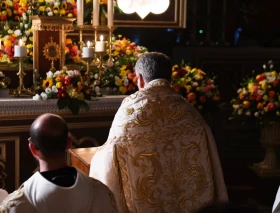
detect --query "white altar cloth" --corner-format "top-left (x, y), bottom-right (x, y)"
top-left (0, 96), bottom-right (126, 115)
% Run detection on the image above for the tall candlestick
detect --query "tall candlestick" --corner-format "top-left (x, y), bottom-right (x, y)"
top-left (83, 41), bottom-right (94, 58)
top-left (95, 35), bottom-right (106, 52)
top-left (77, 0), bottom-right (84, 26)
top-left (107, 0), bottom-right (114, 27)
top-left (93, 0), bottom-right (100, 27)
top-left (14, 39), bottom-right (27, 57)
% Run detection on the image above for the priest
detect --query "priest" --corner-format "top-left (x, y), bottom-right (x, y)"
top-left (90, 52), bottom-right (228, 212)
top-left (0, 113), bottom-right (118, 213)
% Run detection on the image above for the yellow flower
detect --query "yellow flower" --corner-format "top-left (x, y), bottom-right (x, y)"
top-left (247, 82), bottom-right (254, 92)
top-left (115, 79), bottom-right (123, 86)
top-left (271, 71), bottom-right (277, 77)
top-left (42, 78), bottom-right (53, 89)
top-left (59, 9), bottom-right (66, 16)
top-left (119, 86), bottom-right (127, 94)
top-left (56, 82), bottom-right (62, 89)
top-left (126, 50), bottom-right (132, 55)
top-left (262, 95), bottom-right (268, 101)
top-left (172, 65), bottom-right (178, 72)
top-left (185, 85), bottom-right (191, 93)
top-left (39, 6), bottom-right (45, 12)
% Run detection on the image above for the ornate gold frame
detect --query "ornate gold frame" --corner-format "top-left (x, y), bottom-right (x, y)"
top-left (43, 38), bottom-right (60, 61)
top-left (114, 0), bottom-right (187, 28)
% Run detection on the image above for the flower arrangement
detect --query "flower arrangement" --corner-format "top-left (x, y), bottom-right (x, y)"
top-left (0, 71), bottom-right (11, 89)
top-left (90, 35), bottom-right (148, 95)
top-left (171, 61), bottom-right (220, 112)
top-left (33, 66), bottom-right (91, 115)
top-left (231, 61), bottom-right (280, 125)
top-left (65, 37), bottom-right (86, 65)
top-left (32, 0), bottom-right (77, 17)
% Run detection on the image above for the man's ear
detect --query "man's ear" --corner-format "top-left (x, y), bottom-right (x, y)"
top-left (29, 143), bottom-right (40, 159)
top-left (138, 74), bottom-right (145, 89)
top-left (65, 137), bottom-right (72, 151)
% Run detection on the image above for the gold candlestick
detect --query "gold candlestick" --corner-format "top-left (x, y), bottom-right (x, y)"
top-left (92, 26), bottom-right (99, 66)
top-left (96, 52), bottom-right (105, 80)
top-left (14, 57), bottom-right (33, 96)
top-left (78, 27), bottom-right (84, 51)
top-left (107, 26), bottom-right (113, 64)
top-left (83, 57), bottom-right (93, 85)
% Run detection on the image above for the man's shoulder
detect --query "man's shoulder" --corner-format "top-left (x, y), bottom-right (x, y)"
top-left (0, 185), bottom-right (33, 213)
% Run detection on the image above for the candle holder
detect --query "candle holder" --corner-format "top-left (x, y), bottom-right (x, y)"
top-left (95, 52), bottom-right (106, 80)
top-left (92, 26), bottom-right (99, 66)
top-left (13, 57), bottom-right (33, 96)
top-left (106, 26), bottom-right (113, 64)
top-left (83, 57), bottom-right (93, 85)
top-left (78, 27), bottom-right (84, 51)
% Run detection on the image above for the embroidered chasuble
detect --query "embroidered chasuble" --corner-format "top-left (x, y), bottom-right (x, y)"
top-left (0, 168), bottom-right (118, 213)
top-left (90, 79), bottom-right (228, 213)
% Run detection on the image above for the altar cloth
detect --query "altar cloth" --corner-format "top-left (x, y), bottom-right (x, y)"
top-left (0, 96), bottom-right (126, 115)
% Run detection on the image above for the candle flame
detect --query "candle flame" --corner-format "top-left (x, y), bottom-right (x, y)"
top-left (19, 39), bottom-right (23, 46)
top-left (87, 41), bottom-right (90, 47)
top-left (100, 35), bottom-right (103, 42)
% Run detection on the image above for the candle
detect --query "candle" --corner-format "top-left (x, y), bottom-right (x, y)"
top-left (82, 41), bottom-right (94, 58)
top-left (14, 39), bottom-right (27, 57)
top-left (77, 0), bottom-right (84, 26)
top-left (95, 35), bottom-right (106, 53)
top-left (93, 0), bottom-right (100, 27)
top-left (107, 0), bottom-right (114, 27)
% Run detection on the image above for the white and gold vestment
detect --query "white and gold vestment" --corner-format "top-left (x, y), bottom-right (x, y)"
top-left (90, 79), bottom-right (228, 213)
top-left (0, 168), bottom-right (118, 213)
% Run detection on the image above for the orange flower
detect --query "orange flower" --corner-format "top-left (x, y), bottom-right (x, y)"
top-left (243, 101), bottom-right (251, 109)
top-left (257, 102), bottom-right (264, 110)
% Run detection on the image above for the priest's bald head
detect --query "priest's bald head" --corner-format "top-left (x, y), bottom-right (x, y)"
top-left (29, 113), bottom-right (70, 159)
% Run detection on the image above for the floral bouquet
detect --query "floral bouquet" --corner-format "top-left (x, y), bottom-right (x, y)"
top-left (231, 61), bottom-right (280, 125)
top-left (171, 61), bottom-right (220, 112)
top-left (65, 37), bottom-right (86, 65)
top-left (0, 71), bottom-right (11, 89)
top-left (33, 66), bottom-right (91, 115)
top-left (90, 35), bottom-right (148, 95)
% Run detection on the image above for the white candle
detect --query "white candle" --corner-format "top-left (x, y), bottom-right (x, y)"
top-left (14, 39), bottom-right (27, 57)
top-left (77, 0), bottom-right (84, 26)
top-left (93, 0), bottom-right (100, 27)
top-left (82, 41), bottom-right (94, 58)
top-left (95, 35), bottom-right (106, 52)
top-left (107, 0), bottom-right (114, 27)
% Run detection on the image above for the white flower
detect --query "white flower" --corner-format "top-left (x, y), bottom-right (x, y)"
top-left (114, 76), bottom-right (119, 80)
top-left (105, 61), bottom-right (114, 67)
top-left (21, 37), bottom-right (27, 42)
top-left (123, 77), bottom-right (129, 86)
top-left (0, 72), bottom-right (4, 77)
top-left (245, 110), bottom-right (251, 116)
top-left (95, 86), bottom-right (101, 95)
top-left (25, 30), bottom-right (30, 36)
top-left (67, 70), bottom-right (74, 77)
top-left (54, 1), bottom-right (60, 6)
top-left (46, 71), bottom-right (53, 79)
top-left (73, 70), bottom-right (81, 76)
top-left (47, 11), bottom-right (54, 16)
top-left (8, 29), bottom-right (14, 35)
top-left (24, 24), bottom-right (29, 29)
top-left (238, 109), bottom-right (243, 115)
top-left (94, 74), bottom-right (99, 79)
top-left (19, 23), bottom-right (23, 28)
top-left (267, 76), bottom-right (276, 83)
top-left (263, 64), bottom-right (266, 70)
top-left (258, 90), bottom-right (264, 95)
top-left (254, 112), bottom-right (259, 117)
top-left (53, 71), bottom-right (60, 77)
top-left (45, 88), bottom-right (52, 94)
top-left (40, 92), bottom-right (48, 101)
top-left (51, 85), bottom-right (58, 93)
top-left (192, 82), bottom-right (198, 87)
top-left (32, 94), bottom-right (41, 100)
top-left (242, 90), bottom-right (248, 95)
top-left (22, 13), bottom-right (27, 20)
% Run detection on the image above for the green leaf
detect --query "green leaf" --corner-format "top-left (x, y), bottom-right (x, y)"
top-left (69, 99), bottom-right (80, 115)
top-left (57, 97), bottom-right (70, 110)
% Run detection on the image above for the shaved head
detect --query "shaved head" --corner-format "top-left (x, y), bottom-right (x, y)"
top-left (30, 113), bottom-right (69, 157)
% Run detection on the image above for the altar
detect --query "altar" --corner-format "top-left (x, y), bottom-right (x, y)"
top-left (0, 96), bottom-right (124, 193)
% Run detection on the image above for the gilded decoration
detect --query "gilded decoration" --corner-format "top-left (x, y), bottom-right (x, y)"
top-left (0, 185), bottom-right (24, 212)
top-left (103, 80), bottom-right (214, 212)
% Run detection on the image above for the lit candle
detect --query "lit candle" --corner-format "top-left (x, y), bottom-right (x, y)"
top-left (93, 0), bottom-right (100, 27)
top-left (107, 0), bottom-right (114, 27)
top-left (82, 41), bottom-right (94, 58)
top-left (95, 35), bottom-right (106, 53)
top-left (14, 39), bottom-right (27, 57)
top-left (77, 0), bottom-right (84, 26)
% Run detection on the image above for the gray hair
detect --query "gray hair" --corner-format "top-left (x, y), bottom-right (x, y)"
top-left (135, 52), bottom-right (172, 83)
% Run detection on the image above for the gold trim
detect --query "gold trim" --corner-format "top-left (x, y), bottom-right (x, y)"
top-left (114, 0), bottom-right (187, 28)
top-left (0, 121), bottom-right (112, 133)
top-left (0, 137), bottom-right (20, 188)
top-left (0, 144), bottom-right (6, 162)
